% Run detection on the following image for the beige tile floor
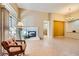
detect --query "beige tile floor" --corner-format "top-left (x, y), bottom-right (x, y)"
top-left (25, 37), bottom-right (79, 56)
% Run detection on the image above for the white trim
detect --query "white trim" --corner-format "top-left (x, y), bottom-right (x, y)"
top-left (2, 9), bottom-right (3, 41)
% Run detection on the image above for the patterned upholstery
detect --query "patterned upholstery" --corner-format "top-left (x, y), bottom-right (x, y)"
top-left (1, 39), bottom-right (26, 56)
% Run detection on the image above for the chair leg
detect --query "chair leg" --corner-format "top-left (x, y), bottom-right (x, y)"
top-left (23, 52), bottom-right (25, 56)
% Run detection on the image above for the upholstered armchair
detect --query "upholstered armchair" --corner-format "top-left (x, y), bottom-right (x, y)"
top-left (1, 39), bottom-right (26, 56)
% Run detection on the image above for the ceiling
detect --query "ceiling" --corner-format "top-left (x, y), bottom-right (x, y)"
top-left (17, 3), bottom-right (79, 15)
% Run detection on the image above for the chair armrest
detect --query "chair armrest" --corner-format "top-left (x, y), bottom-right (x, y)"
top-left (16, 40), bottom-right (26, 44)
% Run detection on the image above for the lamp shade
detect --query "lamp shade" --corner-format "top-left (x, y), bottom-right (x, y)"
top-left (17, 22), bottom-right (24, 28)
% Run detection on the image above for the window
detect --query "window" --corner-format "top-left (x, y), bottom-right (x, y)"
top-left (8, 15), bottom-right (17, 38)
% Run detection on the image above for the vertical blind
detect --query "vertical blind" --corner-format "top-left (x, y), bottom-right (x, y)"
top-left (8, 15), bottom-right (17, 38)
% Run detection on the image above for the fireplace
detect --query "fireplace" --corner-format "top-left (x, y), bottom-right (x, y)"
top-left (22, 27), bottom-right (38, 39)
top-left (28, 31), bottom-right (36, 37)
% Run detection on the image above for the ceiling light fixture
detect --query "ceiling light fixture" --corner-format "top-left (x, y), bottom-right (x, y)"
top-left (66, 8), bottom-right (74, 21)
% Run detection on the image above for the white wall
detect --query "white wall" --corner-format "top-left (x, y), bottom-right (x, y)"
top-left (65, 20), bottom-right (79, 33)
top-left (20, 9), bottom-right (49, 39)
top-left (20, 10), bottom-right (65, 39)
top-left (51, 13), bottom-right (65, 21)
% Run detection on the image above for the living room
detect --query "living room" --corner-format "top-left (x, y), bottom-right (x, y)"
top-left (1, 3), bottom-right (79, 56)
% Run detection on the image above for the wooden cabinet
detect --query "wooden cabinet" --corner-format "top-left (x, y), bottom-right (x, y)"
top-left (54, 21), bottom-right (65, 37)
top-left (65, 32), bottom-right (79, 39)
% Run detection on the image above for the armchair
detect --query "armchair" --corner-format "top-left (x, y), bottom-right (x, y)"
top-left (1, 39), bottom-right (26, 56)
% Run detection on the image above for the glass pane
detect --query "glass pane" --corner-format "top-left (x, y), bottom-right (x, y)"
top-left (8, 15), bottom-right (17, 38)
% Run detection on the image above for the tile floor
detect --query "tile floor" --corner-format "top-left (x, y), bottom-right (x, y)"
top-left (25, 37), bottom-right (79, 56)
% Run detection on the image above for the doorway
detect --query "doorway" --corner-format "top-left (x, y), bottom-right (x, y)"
top-left (53, 21), bottom-right (65, 37)
top-left (43, 20), bottom-right (50, 39)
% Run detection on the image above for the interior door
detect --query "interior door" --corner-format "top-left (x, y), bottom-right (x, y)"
top-left (53, 21), bottom-right (65, 37)
top-left (43, 20), bottom-right (50, 39)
